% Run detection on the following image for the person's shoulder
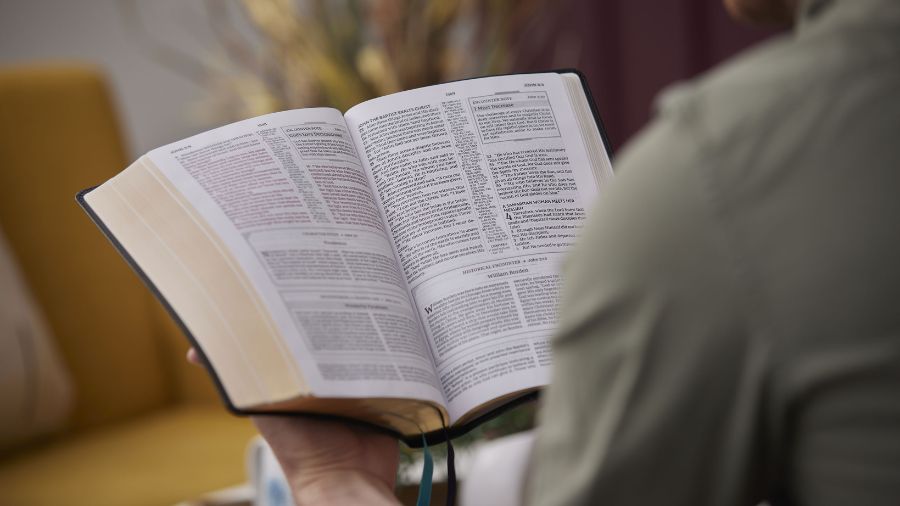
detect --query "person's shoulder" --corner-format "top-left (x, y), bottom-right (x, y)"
top-left (656, 34), bottom-right (825, 150)
top-left (657, 16), bottom-right (898, 155)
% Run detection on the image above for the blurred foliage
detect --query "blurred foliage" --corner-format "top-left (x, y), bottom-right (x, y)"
top-left (123, 0), bottom-right (553, 123)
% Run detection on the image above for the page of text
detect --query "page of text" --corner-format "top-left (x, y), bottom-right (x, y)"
top-left (147, 109), bottom-right (443, 403)
top-left (345, 73), bottom-right (611, 421)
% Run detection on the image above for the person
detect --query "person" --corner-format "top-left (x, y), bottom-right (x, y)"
top-left (192, 0), bottom-right (900, 503)
top-left (528, 0), bottom-right (900, 502)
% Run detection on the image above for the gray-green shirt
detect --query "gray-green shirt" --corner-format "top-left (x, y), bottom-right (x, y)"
top-left (530, 0), bottom-right (900, 504)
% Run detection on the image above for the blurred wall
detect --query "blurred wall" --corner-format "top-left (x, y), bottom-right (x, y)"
top-left (0, 0), bottom-right (225, 158)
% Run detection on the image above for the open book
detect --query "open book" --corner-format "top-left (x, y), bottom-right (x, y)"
top-left (78, 70), bottom-right (613, 445)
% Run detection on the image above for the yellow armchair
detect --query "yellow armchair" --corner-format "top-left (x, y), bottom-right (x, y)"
top-left (0, 64), bottom-right (257, 506)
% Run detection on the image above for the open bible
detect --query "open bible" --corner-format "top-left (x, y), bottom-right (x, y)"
top-left (78, 70), bottom-right (613, 445)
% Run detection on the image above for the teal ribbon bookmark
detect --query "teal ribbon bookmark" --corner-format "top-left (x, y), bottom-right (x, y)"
top-left (416, 435), bottom-right (434, 506)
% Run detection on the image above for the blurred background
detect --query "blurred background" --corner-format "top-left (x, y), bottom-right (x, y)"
top-left (0, 0), bottom-right (777, 155)
top-left (0, 1), bottom-right (776, 505)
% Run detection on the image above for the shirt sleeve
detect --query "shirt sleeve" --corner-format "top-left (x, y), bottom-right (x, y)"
top-left (527, 107), bottom-right (770, 505)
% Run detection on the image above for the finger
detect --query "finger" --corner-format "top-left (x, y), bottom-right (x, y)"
top-left (186, 347), bottom-right (201, 365)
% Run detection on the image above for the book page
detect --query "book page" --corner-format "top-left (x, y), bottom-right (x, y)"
top-left (146, 109), bottom-right (444, 405)
top-left (345, 73), bottom-right (612, 422)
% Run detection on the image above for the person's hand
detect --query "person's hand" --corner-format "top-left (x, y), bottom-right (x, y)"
top-left (187, 348), bottom-right (401, 505)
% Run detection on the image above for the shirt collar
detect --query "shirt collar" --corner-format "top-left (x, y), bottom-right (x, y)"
top-left (797, 0), bottom-right (832, 22)
top-left (796, 0), bottom-right (900, 32)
